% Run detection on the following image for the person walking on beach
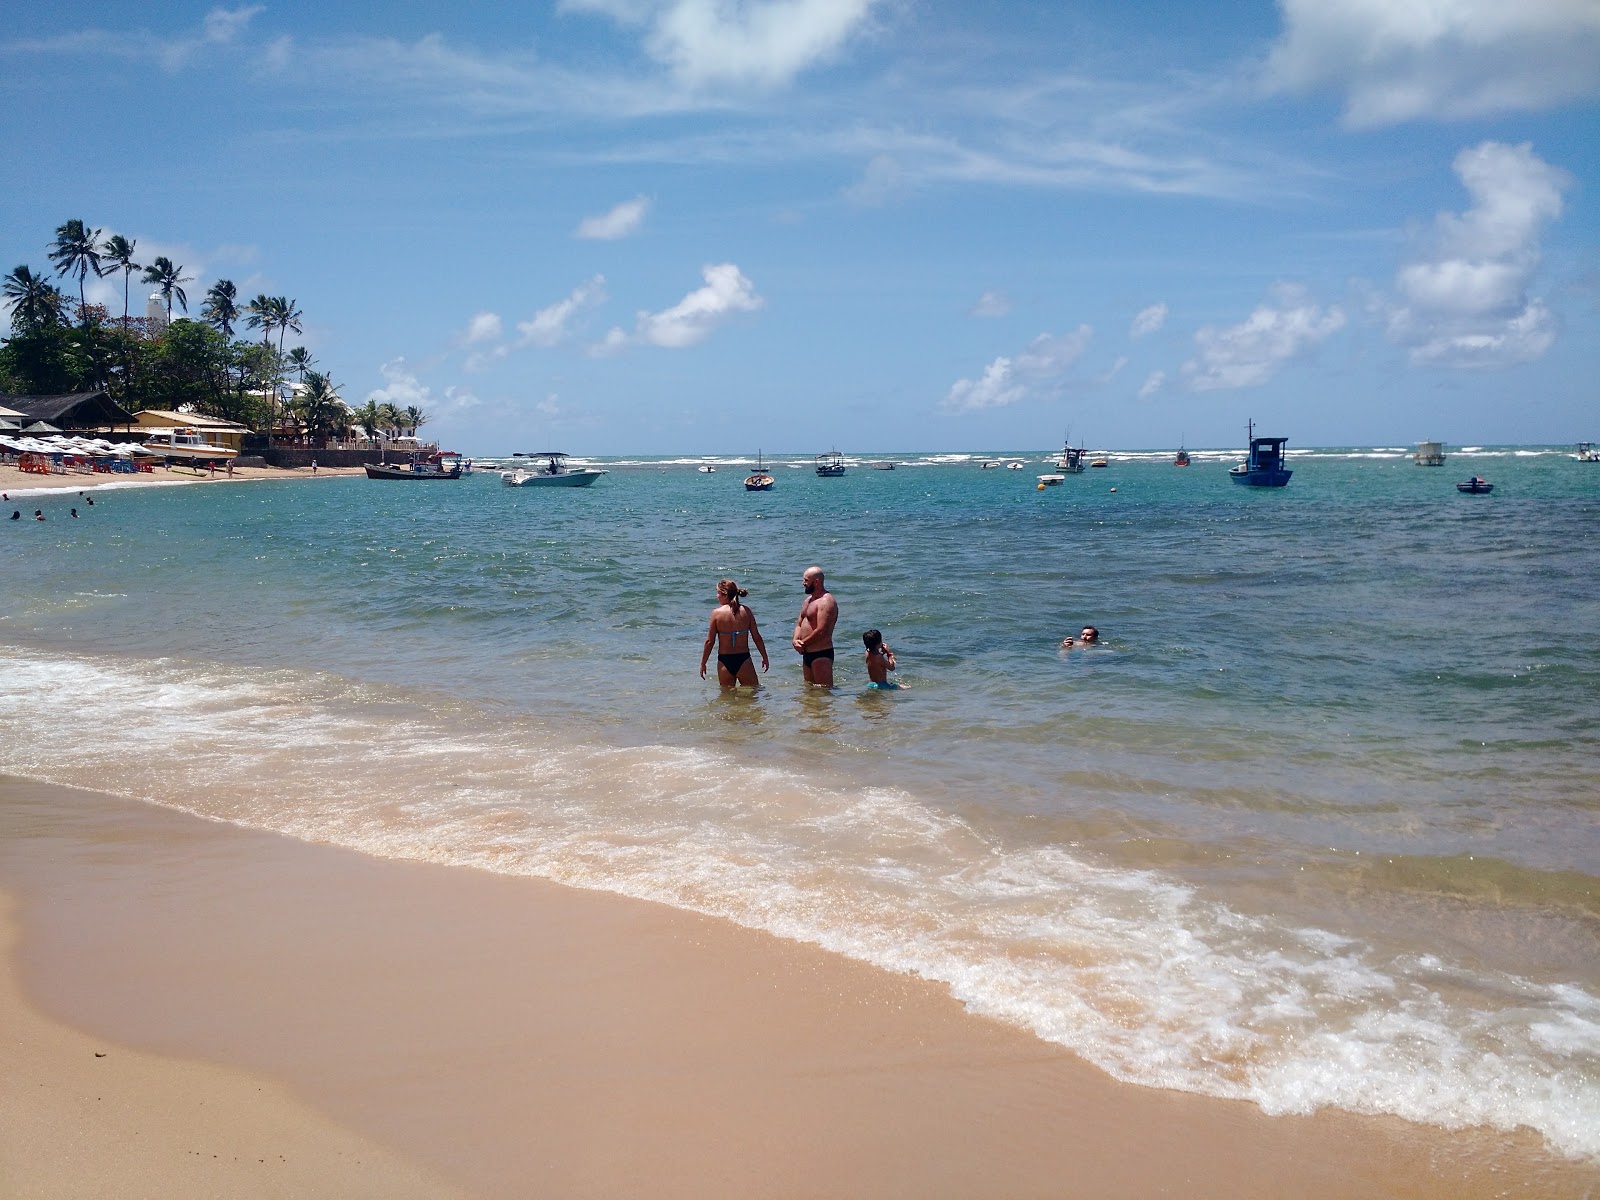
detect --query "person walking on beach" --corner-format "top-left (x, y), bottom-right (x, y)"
top-left (700, 579), bottom-right (770, 688)
top-left (793, 566), bottom-right (838, 686)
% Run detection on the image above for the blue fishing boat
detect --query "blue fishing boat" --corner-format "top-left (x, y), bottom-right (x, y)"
top-left (1228, 420), bottom-right (1292, 487)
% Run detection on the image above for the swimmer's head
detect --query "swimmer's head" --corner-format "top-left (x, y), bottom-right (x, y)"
top-left (1080, 626), bottom-right (1099, 643)
top-left (717, 578), bottom-right (747, 604)
top-left (863, 629), bottom-right (883, 651)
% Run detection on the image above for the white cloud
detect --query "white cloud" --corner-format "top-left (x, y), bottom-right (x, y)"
top-left (576, 196), bottom-right (652, 240)
top-left (1380, 142), bottom-right (1569, 369)
top-left (941, 326), bottom-right (1094, 414)
top-left (516, 275), bottom-right (608, 348)
top-left (443, 384), bottom-right (481, 410)
top-left (0, 5), bottom-right (265, 72)
top-left (1266, 0), bottom-right (1600, 126)
top-left (560, 0), bottom-right (884, 89)
top-left (1138, 370), bottom-right (1166, 400)
top-left (970, 290), bottom-right (1012, 318)
top-left (1182, 285), bottom-right (1345, 391)
top-left (844, 154), bottom-right (908, 206)
top-left (596, 263), bottom-right (763, 353)
top-left (368, 358), bottom-right (432, 407)
top-left (1130, 302), bottom-right (1168, 338)
top-left (464, 311), bottom-right (503, 344)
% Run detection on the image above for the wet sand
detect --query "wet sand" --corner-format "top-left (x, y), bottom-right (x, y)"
top-left (0, 776), bottom-right (1591, 1199)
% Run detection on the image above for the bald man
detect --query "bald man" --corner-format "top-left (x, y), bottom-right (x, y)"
top-left (792, 565), bottom-right (838, 686)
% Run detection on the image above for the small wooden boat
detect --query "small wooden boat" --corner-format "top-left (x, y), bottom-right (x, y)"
top-left (744, 451), bottom-right (774, 491)
top-left (870, 460), bottom-right (895, 470)
top-left (366, 451), bottom-right (461, 480)
top-left (1229, 420), bottom-right (1292, 487)
top-left (815, 451), bottom-right (846, 477)
top-left (1456, 476), bottom-right (1494, 494)
top-left (1089, 452), bottom-right (1109, 468)
top-left (501, 451), bottom-right (607, 487)
top-left (1174, 447), bottom-right (1191, 466)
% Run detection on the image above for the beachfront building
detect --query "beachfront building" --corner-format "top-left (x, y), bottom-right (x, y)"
top-left (131, 410), bottom-right (250, 454)
top-left (0, 404), bottom-right (24, 434)
top-left (0, 390), bottom-right (135, 434)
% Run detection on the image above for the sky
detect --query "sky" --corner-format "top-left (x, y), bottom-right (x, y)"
top-left (1, 0), bottom-right (1596, 455)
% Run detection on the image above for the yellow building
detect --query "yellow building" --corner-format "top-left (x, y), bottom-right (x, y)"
top-left (132, 410), bottom-right (250, 453)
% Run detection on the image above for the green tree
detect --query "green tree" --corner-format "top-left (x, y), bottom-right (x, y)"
top-left (48, 218), bottom-right (104, 320)
top-left (245, 293), bottom-right (276, 346)
top-left (272, 297), bottom-right (303, 354)
top-left (287, 346), bottom-right (314, 383)
top-left (377, 401), bottom-right (402, 440)
top-left (141, 256), bottom-right (191, 320)
top-left (351, 399), bottom-right (382, 445)
top-left (101, 235), bottom-right (140, 327)
top-left (404, 404), bottom-right (427, 436)
top-left (294, 370), bottom-right (348, 445)
top-left (202, 279), bottom-right (239, 337)
top-left (3, 265), bottom-right (68, 330)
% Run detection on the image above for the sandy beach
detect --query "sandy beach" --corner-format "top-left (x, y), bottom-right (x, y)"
top-left (1, 776), bottom-right (1590, 1199)
top-left (0, 460), bottom-right (364, 500)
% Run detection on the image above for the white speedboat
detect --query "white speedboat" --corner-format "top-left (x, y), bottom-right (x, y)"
top-left (501, 451), bottom-right (607, 487)
top-left (1036, 474), bottom-right (1064, 486)
top-left (139, 428), bottom-right (238, 461)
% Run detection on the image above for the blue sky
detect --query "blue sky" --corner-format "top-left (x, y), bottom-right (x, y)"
top-left (2, 1), bottom-right (1596, 454)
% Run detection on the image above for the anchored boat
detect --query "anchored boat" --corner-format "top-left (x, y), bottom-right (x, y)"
top-left (1228, 421), bottom-right (1292, 487)
top-left (366, 451), bottom-right (462, 480)
top-left (744, 450), bottom-right (774, 491)
top-left (501, 451), bottom-right (607, 487)
top-left (815, 451), bottom-right (846, 477)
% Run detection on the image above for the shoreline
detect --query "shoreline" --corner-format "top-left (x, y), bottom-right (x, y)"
top-left (2, 776), bottom-right (1590, 1199)
top-left (0, 460), bottom-right (365, 499)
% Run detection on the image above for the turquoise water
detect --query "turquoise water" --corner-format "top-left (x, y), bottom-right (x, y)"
top-left (3, 446), bottom-right (1598, 1157)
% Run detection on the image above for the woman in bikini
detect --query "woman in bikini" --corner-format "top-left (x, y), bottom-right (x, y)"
top-left (699, 578), bottom-right (770, 688)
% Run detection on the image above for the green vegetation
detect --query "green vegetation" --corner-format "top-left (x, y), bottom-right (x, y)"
top-left (0, 217), bottom-right (426, 447)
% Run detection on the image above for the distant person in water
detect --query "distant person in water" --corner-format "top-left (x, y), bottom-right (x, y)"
top-left (9, 511), bottom-right (18, 521)
top-left (793, 566), bottom-right (838, 686)
top-left (1061, 626), bottom-right (1101, 648)
top-left (700, 578), bottom-right (770, 688)
top-left (33, 510), bottom-right (44, 520)
top-left (70, 508), bottom-right (78, 518)
top-left (862, 629), bottom-right (900, 689)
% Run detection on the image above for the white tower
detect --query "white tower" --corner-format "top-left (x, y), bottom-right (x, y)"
top-left (145, 292), bottom-right (167, 334)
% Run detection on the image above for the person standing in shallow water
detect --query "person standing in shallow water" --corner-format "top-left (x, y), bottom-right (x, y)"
top-left (792, 565), bottom-right (838, 686)
top-left (700, 579), bottom-right (770, 688)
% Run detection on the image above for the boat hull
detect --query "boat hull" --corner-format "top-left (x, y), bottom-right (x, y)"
top-left (1229, 468), bottom-right (1292, 487)
top-left (502, 469), bottom-right (605, 487)
top-left (365, 464), bottom-right (461, 480)
top-left (140, 443), bottom-right (238, 461)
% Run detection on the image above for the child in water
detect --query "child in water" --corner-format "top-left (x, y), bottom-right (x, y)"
top-left (863, 629), bottom-right (901, 689)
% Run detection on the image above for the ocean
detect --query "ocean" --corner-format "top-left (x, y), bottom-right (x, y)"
top-left (3, 445), bottom-right (1597, 1159)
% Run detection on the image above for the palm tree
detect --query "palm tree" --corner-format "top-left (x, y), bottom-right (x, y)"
top-left (202, 279), bottom-right (239, 337)
top-left (377, 402), bottom-right (402, 441)
top-left (404, 405), bottom-right (427, 436)
top-left (141, 256), bottom-right (192, 320)
top-left (270, 296), bottom-right (303, 354)
top-left (48, 219), bottom-right (105, 320)
top-left (352, 399), bottom-right (382, 446)
top-left (297, 371), bottom-right (348, 445)
top-left (245, 293), bottom-right (277, 346)
top-left (101, 235), bottom-right (140, 327)
top-left (3, 265), bottom-right (68, 329)
top-left (287, 346), bottom-right (314, 382)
